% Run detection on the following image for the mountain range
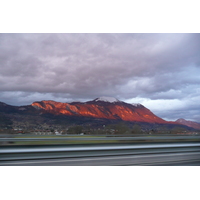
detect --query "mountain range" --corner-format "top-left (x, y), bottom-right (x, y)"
top-left (176, 118), bottom-right (200, 130)
top-left (0, 97), bottom-right (199, 131)
top-left (32, 97), bottom-right (168, 124)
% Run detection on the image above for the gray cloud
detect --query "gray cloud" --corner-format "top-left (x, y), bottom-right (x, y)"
top-left (0, 33), bottom-right (200, 121)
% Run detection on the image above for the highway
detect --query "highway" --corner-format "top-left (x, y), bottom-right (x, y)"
top-left (1, 141), bottom-right (200, 165)
top-left (1, 151), bottom-right (200, 166)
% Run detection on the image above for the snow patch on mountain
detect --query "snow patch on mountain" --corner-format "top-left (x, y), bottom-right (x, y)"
top-left (94, 97), bottom-right (120, 103)
top-left (132, 103), bottom-right (142, 107)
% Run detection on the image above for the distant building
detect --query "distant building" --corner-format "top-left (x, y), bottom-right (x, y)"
top-left (55, 130), bottom-right (62, 135)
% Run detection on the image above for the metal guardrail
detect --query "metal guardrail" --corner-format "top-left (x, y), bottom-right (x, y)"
top-left (0, 142), bottom-right (200, 165)
top-left (1, 135), bottom-right (200, 165)
top-left (1, 142), bottom-right (200, 153)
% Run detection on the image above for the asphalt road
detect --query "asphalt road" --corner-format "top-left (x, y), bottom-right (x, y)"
top-left (1, 149), bottom-right (200, 166)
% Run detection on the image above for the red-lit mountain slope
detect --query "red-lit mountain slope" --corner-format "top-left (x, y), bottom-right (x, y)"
top-left (31, 97), bottom-right (171, 124)
top-left (176, 118), bottom-right (200, 130)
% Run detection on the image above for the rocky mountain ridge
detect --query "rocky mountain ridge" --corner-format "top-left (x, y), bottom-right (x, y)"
top-left (176, 118), bottom-right (200, 130)
top-left (31, 98), bottom-right (168, 124)
top-left (0, 97), bottom-right (199, 131)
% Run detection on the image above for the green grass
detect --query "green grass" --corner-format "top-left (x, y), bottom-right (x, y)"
top-left (14, 135), bottom-right (107, 139)
top-left (13, 139), bottom-right (118, 145)
top-left (4, 134), bottom-right (200, 146)
top-left (11, 134), bottom-right (115, 145)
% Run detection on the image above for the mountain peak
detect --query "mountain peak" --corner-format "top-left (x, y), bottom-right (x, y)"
top-left (93, 97), bottom-right (120, 103)
top-left (176, 118), bottom-right (187, 123)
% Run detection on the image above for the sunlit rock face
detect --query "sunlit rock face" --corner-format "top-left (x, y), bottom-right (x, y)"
top-left (31, 97), bottom-right (170, 124)
top-left (176, 118), bottom-right (200, 130)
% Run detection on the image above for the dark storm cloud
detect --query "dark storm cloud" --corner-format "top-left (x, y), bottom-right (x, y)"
top-left (0, 33), bottom-right (200, 121)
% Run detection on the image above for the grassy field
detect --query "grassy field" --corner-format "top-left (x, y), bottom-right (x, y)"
top-left (1, 134), bottom-right (200, 146)
top-left (12, 140), bottom-right (118, 145)
top-left (6, 135), bottom-right (118, 145)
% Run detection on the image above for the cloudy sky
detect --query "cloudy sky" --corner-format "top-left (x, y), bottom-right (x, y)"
top-left (0, 33), bottom-right (200, 122)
